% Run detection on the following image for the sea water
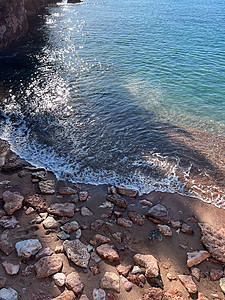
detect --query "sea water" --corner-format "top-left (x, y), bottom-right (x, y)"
top-left (0, 0), bottom-right (225, 207)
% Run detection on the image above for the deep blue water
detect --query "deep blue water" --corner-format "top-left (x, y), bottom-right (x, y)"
top-left (0, 0), bottom-right (225, 207)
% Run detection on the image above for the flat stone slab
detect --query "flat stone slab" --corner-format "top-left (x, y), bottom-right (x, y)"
top-left (80, 206), bottom-right (93, 216)
top-left (24, 194), bottom-right (47, 212)
top-left (63, 239), bottom-right (90, 268)
top-left (16, 239), bottom-right (42, 259)
top-left (34, 254), bottom-right (63, 278)
top-left (116, 186), bottom-right (138, 198)
top-left (199, 223), bottom-right (225, 263)
top-left (187, 250), bottom-right (210, 268)
top-left (59, 186), bottom-right (77, 195)
top-left (2, 262), bottom-right (20, 275)
top-left (3, 191), bottom-right (24, 215)
top-left (133, 253), bottom-right (159, 278)
top-left (178, 275), bottom-right (198, 294)
top-left (47, 203), bottom-right (75, 217)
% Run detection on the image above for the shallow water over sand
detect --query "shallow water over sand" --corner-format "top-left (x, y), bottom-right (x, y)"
top-left (0, 0), bottom-right (225, 207)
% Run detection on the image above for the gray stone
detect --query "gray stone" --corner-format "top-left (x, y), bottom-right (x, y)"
top-left (47, 203), bottom-right (75, 217)
top-left (2, 261), bottom-right (20, 275)
top-left (0, 230), bottom-right (14, 255)
top-left (79, 191), bottom-right (88, 201)
top-left (80, 207), bottom-right (93, 216)
top-left (0, 216), bottom-right (18, 229)
top-left (57, 231), bottom-right (70, 240)
top-left (16, 239), bottom-right (42, 259)
top-left (76, 229), bottom-right (82, 239)
top-left (61, 221), bottom-right (79, 233)
top-left (0, 288), bottom-right (18, 300)
top-left (63, 239), bottom-right (90, 268)
top-left (59, 187), bottom-right (77, 195)
top-left (35, 247), bottom-right (53, 260)
top-left (93, 288), bottom-right (106, 300)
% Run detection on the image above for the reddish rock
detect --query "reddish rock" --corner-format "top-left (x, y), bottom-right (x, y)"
top-left (209, 269), bottom-right (223, 281)
top-left (107, 194), bottom-right (128, 209)
top-left (3, 191), bottom-right (24, 215)
top-left (133, 254), bottom-right (159, 278)
top-left (90, 234), bottom-right (110, 246)
top-left (121, 275), bottom-right (133, 291)
top-left (34, 254), bottom-right (63, 278)
top-left (142, 288), bottom-right (184, 300)
top-left (80, 295), bottom-right (89, 300)
top-left (53, 290), bottom-right (75, 300)
top-left (0, 230), bottom-right (14, 255)
top-left (178, 275), bottom-right (198, 294)
top-left (187, 250), bottom-right (210, 268)
top-left (181, 223), bottom-right (194, 234)
top-left (2, 261), bottom-right (20, 275)
top-left (90, 219), bottom-right (105, 231)
top-left (139, 200), bottom-right (153, 206)
top-left (79, 191), bottom-right (88, 201)
top-left (0, 276), bottom-right (6, 288)
top-left (199, 223), bottom-right (225, 263)
top-left (59, 187), bottom-right (77, 195)
top-left (0, 216), bottom-right (18, 229)
top-left (39, 180), bottom-right (55, 194)
top-left (127, 275), bottom-right (143, 287)
top-left (171, 220), bottom-right (182, 228)
top-left (138, 274), bottom-right (146, 284)
top-left (117, 218), bottom-right (132, 228)
top-left (128, 212), bottom-right (145, 226)
top-left (66, 272), bottom-right (84, 295)
top-left (156, 224), bottom-right (172, 236)
top-left (166, 273), bottom-right (177, 281)
top-left (63, 239), bottom-right (90, 268)
top-left (90, 265), bottom-right (100, 276)
top-left (96, 244), bottom-right (119, 262)
top-left (116, 186), bottom-right (138, 198)
top-left (161, 262), bottom-right (171, 269)
top-left (107, 292), bottom-right (118, 300)
top-left (198, 292), bottom-right (208, 300)
top-left (24, 194), bottom-right (47, 212)
top-left (191, 268), bottom-right (201, 282)
top-left (100, 272), bottom-right (120, 292)
top-left (146, 204), bottom-right (170, 223)
top-left (113, 211), bottom-right (123, 218)
top-left (116, 264), bottom-right (132, 277)
top-left (47, 203), bottom-right (75, 217)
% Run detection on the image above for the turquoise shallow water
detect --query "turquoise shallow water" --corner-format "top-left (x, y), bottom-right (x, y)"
top-left (0, 0), bottom-right (225, 207)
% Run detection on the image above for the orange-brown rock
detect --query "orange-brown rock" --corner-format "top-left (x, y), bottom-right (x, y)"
top-left (178, 275), bottom-right (198, 294)
top-left (96, 244), bottom-right (119, 262)
top-left (116, 264), bottom-right (132, 277)
top-left (146, 204), bottom-right (170, 224)
top-left (209, 269), bottom-right (223, 281)
top-left (128, 212), bottom-right (145, 226)
top-left (53, 290), bottom-right (75, 300)
top-left (187, 250), bottom-right (210, 268)
top-left (142, 287), bottom-right (184, 300)
top-left (66, 272), bottom-right (84, 296)
top-left (34, 254), bottom-right (63, 278)
top-left (107, 194), bottom-right (128, 208)
top-left (116, 186), bottom-right (138, 198)
top-left (133, 254), bottom-right (159, 278)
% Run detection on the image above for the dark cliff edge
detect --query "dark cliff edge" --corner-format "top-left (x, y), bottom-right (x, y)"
top-left (0, 0), bottom-right (59, 49)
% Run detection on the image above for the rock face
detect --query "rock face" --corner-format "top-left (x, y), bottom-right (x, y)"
top-left (3, 191), bottom-right (24, 215)
top-left (100, 272), bottom-right (120, 292)
top-left (96, 244), bottom-right (119, 263)
top-left (133, 254), bottom-right (159, 278)
top-left (63, 239), bottom-right (90, 268)
top-left (199, 223), bottom-right (225, 263)
top-left (186, 250), bottom-right (210, 268)
top-left (34, 254), bottom-right (63, 278)
top-left (16, 239), bottom-right (42, 259)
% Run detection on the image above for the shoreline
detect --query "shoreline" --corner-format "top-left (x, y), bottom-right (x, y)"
top-left (0, 138), bottom-right (224, 299)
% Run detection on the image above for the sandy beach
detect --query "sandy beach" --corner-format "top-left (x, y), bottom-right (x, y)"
top-left (0, 138), bottom-right (224, 300)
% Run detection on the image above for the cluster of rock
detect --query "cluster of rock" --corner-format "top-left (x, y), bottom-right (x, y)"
top-left (0, 149), bottom-right (224, 299)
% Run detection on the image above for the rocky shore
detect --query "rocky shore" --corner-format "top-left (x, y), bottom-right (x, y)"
top-left (0, 139), bottom-right (224, 299)
top-left (0, 0), bottom-right (58, 48)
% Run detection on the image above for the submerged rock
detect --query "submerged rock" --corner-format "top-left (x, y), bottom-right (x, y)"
top-left (128, 212), bottom-right (145, 226)
top-left (61, 221), bottom-right (79, 233)
top-left (117, 218), bottom-right (132, 228)
top-left (59, 186), bottom-right (77, 195)
top-left (80, 206), bottom-right (93, 216)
